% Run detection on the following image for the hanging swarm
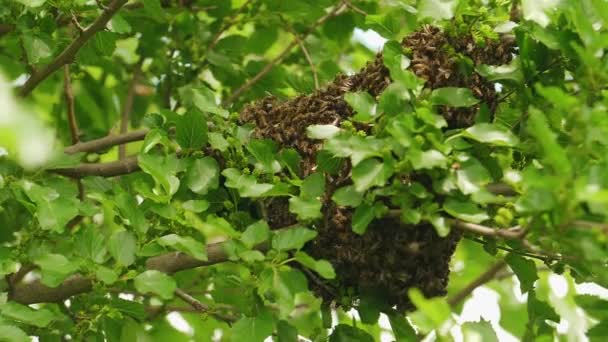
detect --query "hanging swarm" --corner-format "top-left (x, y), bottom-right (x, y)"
top-left (240, 26), bottom-right (515, 311)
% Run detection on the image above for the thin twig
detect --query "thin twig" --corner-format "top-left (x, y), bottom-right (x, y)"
top-left (570, 220), bottom-right (608, 235)
top-left (224, 1), bottom-right (347, 105)
top-left (63, 65), bottom-right (85, 206)
top-left (465, 236), bottom-right (554, 262)
top-left (174, 288), bottom-right (238, 323)
top-left (283, 21), bottom-right (319, 89)
top-left (19, 0), bottom-right (128, 97)
top-left (451, 220), bottom-right (526, 240)
top-left (447, 260), bottom-right (507, 307)
top-left (119, 61), bottom-right (142, 160)
top-left (344, 0), bottom-right (368, 16)
top-left (174, 288), bottom-right (211, 312)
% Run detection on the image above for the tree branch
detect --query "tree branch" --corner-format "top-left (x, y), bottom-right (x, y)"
top-left (0, 23), bottom-right (14, 37)
top-left (64, 129), bottom-right (150, 154)
top-left (119, 61), bottom-right (142, 160)
top-left (570, 220), bottom-right (608, 235)
top-left (451, 221), bottom-right (526, 240)
top-left (447, 260), bottom-right (507, 307)
top-left (19, 0), bottom-right (128, 97)
top-left (8, 239), bottom-right (270, 305)
top-left (52, 155), bottom-right (140, 178)
top-left (283, 21), bottom-right (319, 90)
top-left (223, 1), bottom-right (347, 105)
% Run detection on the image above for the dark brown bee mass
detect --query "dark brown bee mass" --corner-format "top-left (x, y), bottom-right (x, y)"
top-left (240, 26), bottom-right (514, 311)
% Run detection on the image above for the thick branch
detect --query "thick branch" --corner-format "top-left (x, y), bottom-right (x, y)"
top-left (224, 1), bottom-right (346, 105)
top-left (64, 129), bottom-right (150, 154)
top-left (52, 155), bottom-right (140, 178)
top-left (447, 260), bottom-right (507, 307)
top-left (9, 275), bottom-right (93, 305)
top-left (9, 239), bottom-right (269, 305)
top-left (19, 0), bottom-right (128, 97)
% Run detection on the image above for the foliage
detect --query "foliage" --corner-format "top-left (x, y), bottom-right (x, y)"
top-left (0, 0), bottom-right (608, 341)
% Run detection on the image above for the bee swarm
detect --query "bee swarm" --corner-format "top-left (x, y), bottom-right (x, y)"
top-left (241, 26), bottom-right (515, 311)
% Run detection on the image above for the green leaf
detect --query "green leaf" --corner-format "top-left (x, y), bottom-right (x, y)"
top-left (33, 253), bottom-right (79, 287)
top-left (138, 154), bottom-right (181, 199)
top-left (0, 302), bottom-right (56, 328)
top-left (230, 311), bottom-right (274, 342)
top-left (134, 270), bottom-right (176, 300)
top-left (222, 168), bottom-right (274, 197)
top-left (22, 35), bottom-right (51, 64)
top-left (323, 134), bottom-right (385, 166)
top-left (241, 220), bottom-right (270, 248)
top-left (288, 196), bottom-right (323, 220)
top-left (157, 234), bottom-right (207, 261)
top-left (527, 107), bottom-right (572, 177)
top-left (358, 292), bottom-right (384, 324)
top-left (329, 324), bottom-right (374, 342)
top-left (429, 215), bottom-right (451, 237)
top-left (276, 320), bottom-right (298, 342)
top-left (332, 185), bottom-right (363, 207)
top-left (110, 14), bottom-right (132, 34)
top-left (182, 200), bottom-right (209, 213)
top-left (95, 265), bottom-right (119, 285)
top-left (16, 0), bottom-right (46, 7)
top-left (352, 203), bottom-right (375, 235)
top-left (505, 253), bottom-right (538, 293)
top-left (418, 0), bottom-right (458, 20)
top-left (387, 311), bottom-right (418, 341)
top-left (115, 186), bottom-right (149, 235)
top-left (108, 230), bottom-right (137, 267)
top-left (301, 172), bottom-right (325, 199)
top-left (344, 91), bottom-right (377, 122)
top-left (456, 156), bottom-right (492, 195)
top-left (209, 132), bottom-right (229, 151)
top-left (176, 110), bottom-right (208, 150)
top-left (307, 124), bottom-right (342, 139)
top-left (179, 85), bottom-right (228, 118)
top-left (142, 0), bottom-right (166, 22)
top-left (462, 123), bottom-right (519, 147)
top-left (477, 62), bottom-right (524, 83)
top-left (521, 0), bottom-right (555, 27)
top-left (272, 227), bottom-right (317, 251)
top-left (294, 251), bottom-right (336, 279)
top-left (408, 288), bottom-right (451, 329)
top-left (186, 157), bottom-right (219, 195)
top-left (409, 149), bottom-right (447, 170)
top-left (19, 181), bottom-right (79, 233)
top-left (443, 198), bottom-right (489, 223)
top-left (92, 31), bottom-right (117, 56)
top-left (239, 250), bottom-right (266, 262)
top-left (430, 87), bottom-right (480, 107)
top-left (0, 325), bottom-right (29, 342)
top-left (279, 149), bottom-right (302, 175)
top-left (461, 320), bottom-right (499, 342)
top-left (247, 139), bottom-right (280, 174)
top-left (352, 158), bottom-right (393, 192)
